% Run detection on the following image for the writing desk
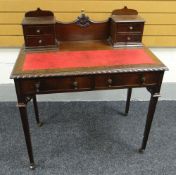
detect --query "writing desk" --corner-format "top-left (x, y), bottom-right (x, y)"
top-left (11, 40), bottom-right (167, 169)
top-left (10, 7), bottom-right (168, 169)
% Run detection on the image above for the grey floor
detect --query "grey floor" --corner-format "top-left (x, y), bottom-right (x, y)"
top-left (0, 101), bottom-right (176, 175)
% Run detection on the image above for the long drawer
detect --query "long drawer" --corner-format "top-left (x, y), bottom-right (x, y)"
top-left (20, 76), bottom-right (93, 94)
top-left (95, 72), bottom-right (160, 89)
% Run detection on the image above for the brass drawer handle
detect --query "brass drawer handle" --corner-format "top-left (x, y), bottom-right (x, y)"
top-left (107, 78), bottom-right (112, 87)
top-left (129, 26), bottom-right (133, 30)
top-left (141, 76), bottom-right (146, 84)
top-left (35, 82), bottom-right (40, 92)
top-left (73, 81), bottom-right (78, 90)
top-left (36, 29), bottom-right (40, 33)
top-left (38, 39), bottom-right (42, 44)
top-left (127, 37), bottom-right (131, 41)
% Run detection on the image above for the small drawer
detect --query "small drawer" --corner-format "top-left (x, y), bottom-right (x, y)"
top-left (116, 22), bottom-right (144, 33)
top-left (25, 35), bottom-right (55, 47)
top-left (95, 72), bottom-right (159, 89)
top-left (23, 25), bottom-right (55, 36)
top-left (116, 34), bottom-right (142, 43)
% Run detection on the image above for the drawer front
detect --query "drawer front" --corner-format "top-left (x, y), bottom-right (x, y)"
top-left (25, 35), bottom-right (55, 47)
top-left (95, 72), bottom-right (159, 89)
top-left (116, 22), bottom-right (144, 33)
top-left (19, 72), bottom-right (161, 94)
top-left (20, 76), bottom-right (93, 94)
top-left (23, 25), bottom-right (55, 35)
top-left (116, 34), bottom-right (142, 43)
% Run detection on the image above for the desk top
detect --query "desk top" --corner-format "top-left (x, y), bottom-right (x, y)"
top-left (11, 40), bottom-right (168, 79)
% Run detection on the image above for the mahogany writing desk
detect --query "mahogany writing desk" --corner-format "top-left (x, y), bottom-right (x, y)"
top-left (10, 8), bottom-right (167, 169)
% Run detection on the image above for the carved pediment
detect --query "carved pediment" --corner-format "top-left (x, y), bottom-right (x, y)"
top-left (25, 8), bottom-right (54, 17)
top-left (76, 13), bottom-right (91, 27)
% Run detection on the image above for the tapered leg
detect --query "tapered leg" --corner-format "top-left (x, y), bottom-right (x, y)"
top-left (125, 88), bottom-right (132, 115)
top-left (33, 95), bottom-right (43, 127)
top-left (18, 105), bottom-right (35, 169)
top-left (139, 94), bottom-right (159, 152)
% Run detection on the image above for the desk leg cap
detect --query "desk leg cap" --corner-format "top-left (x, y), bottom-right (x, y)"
top-left (37, 122), bottom-right (43, 127)
top-left (30, 163), bottom-right (35, 170)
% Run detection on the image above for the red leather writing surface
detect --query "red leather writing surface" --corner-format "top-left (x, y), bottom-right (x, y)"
top-left (23, 49), bottom-right (155, 71)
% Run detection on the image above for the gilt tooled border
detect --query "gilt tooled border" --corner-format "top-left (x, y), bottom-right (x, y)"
top-left (11, 66), bottom-right (168, 79)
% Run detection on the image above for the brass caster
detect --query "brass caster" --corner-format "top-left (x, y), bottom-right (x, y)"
top-left (37, 122), bottom-right (43, 127)
top-left (138, 148), bottom-right (145, 153)
top-left (29, 163), bottom-right (35, 170)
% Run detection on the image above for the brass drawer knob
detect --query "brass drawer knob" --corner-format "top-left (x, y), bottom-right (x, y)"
top-left (35, 82), bottom-right (40, 92)
top-left (73, 81), bottom-right (78, 90)
top-left (38, 39), bottom-right (42, 44)
top-left (107, 78), bottom-right (112, 87)
top-left (141, 76), bottom-right (146, 84)
top-left (127, 37), bottom-right (131, 41)
top-left (129, 26), bottom-right (133, 30)
top-left (36, 29), bottom-right (40, 33)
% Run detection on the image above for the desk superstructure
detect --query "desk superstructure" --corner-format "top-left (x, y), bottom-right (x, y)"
top-left (11, 7), bottom-right (168, 169)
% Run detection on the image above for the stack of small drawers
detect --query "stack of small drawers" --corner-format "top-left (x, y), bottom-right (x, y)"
top-left (22, 16), bottom-right (57, 49)
top-left (110, 15), bottom-right (145, 47)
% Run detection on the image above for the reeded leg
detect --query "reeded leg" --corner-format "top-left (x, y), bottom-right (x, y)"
top-left (139, 93), bottom-right (159, 152)
top-left (33, 95), bottom-right (43, 127)
top-left (125, 88), bottom-right (132, 115)
top-left (18, 104), bottom-right (35, 169)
